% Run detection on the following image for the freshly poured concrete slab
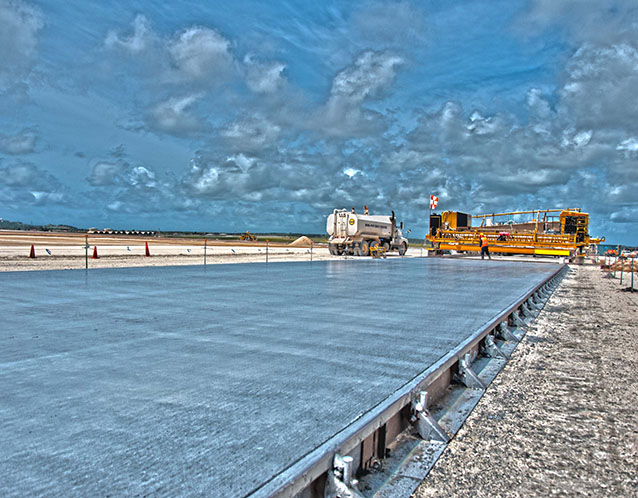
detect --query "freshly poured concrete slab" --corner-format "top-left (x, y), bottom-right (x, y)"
top-left (0, 259), bottom-right (558, 496)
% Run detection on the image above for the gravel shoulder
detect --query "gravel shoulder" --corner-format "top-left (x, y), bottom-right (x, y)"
top-left (414, 264), bottom-right (638, 497)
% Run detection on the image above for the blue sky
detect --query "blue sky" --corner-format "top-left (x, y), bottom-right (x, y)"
top-left (1, 0), bottom-right (637, 243)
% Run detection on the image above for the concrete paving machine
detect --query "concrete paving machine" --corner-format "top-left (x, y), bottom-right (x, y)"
top-left (426, 208), bottom-right (604, 257)
top-left (327, 208), bottom-right (409, 256)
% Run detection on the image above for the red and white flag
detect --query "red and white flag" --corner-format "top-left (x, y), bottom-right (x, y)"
top-left (430, 194), bottom-right (439, 209)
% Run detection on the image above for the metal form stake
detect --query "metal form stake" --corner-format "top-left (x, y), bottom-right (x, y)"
top-left (620, 257), bottom-right (624, 285)
top-left (497, 322), bottom-right (519, 342)
top-left (511, 311), bottom-right (529, 330)
top-left (483, 334), bottom-right (508, 359)
top-left (632, 257), bottom-right (635, 292)
top-left (457, 353), bottom-right (486, 390)
top-left (310, 243), bottom-right (313, 262)
top-left (266, 240), bottom-right (269, 263)
top-left (411, 391), bottom-right (449, 443)
top-left (204, 239), bottom-right (207, 266)
top-left (85, 234), bottom-right (88, 270)
top-left (325, 454), bottom-right (365, 498)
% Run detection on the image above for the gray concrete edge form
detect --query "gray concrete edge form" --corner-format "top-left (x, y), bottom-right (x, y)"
top-left (254, 264), bottom-right (567, 497)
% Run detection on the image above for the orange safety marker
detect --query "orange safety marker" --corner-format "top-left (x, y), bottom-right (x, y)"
top-left (92, 246), bottom-right (99, 259)
top-left (145, 241), bottom-right (151, 257)
top-left (29, 244), bottom-right (36, 258)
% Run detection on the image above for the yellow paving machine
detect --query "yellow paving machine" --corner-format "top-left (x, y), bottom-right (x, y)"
top-left (426, 209), bottom-right (604, 257)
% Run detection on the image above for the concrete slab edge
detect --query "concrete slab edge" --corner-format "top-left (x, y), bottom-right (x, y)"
top-left (249, 265), bottom-right (568, 498)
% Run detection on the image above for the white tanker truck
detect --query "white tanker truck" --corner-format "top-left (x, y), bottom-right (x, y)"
top-left (326, 208), bottom-right (409, 256)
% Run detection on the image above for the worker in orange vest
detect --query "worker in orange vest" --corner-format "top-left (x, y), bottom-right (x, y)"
top-left (480, 236), bottom-right (491, 260)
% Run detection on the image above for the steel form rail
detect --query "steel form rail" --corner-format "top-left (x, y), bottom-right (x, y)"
top-left (250, 264), bottom-right (567, 498)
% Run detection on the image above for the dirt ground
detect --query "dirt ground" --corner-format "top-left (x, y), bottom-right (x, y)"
top-left (414, 264), bottom-right (638, 497)
top-left (0, 231), bottom-right (333, 271)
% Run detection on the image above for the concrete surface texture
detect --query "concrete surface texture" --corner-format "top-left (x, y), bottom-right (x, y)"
top-left (414, 265), bottom-right (638, 497)
top-left (1, 259), bottom-right (557, 496)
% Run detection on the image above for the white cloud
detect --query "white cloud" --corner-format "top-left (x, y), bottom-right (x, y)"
top-left (1, 162), bottom-right (38, 186)
top-left (0, 161), bottom-right (66, 205)
top-left (127, 166), bottom-right (156, 188)
top-left (87, 160), bottom-right (125, 186)
top-left (227, 153), bottom-right (256, 173)
top-left (343, 168), bottom-right (361, 177)
top-left (329, 50), bottom-right (404, 104)
top-left (316, 51), bottom-right (404, 136)
top-left (169, 27), bottom-right (233, 80)
top-left (221, 116), bottom-right (281, 151)
top-left (105, 14), bottom-right (153, 53)
top-left (467, 111), bottom-right (505, 136)
top-left (617, 138), bottom-right (638, 152)
top-left (0, 129), bottom-right (36, 154)
top-left (558, 43), bottom-right (638, 129)
top-left (561, 129), bottom-right (593, 149)
top-left (147, 94), bottom-right (203, 135)
top-left (243, 55), bottom-right (286, 93)
top-left (0, 0), bottom-right (43, 88)
top-left (88, 158), bottom-right (158, 188)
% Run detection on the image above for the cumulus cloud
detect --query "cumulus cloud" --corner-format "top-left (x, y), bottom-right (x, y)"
top-left (319, 50), bottom-right (404, 136)
top-left (558, 43), bottom-right (638, 130)
top-left (0, 129), bottom-right (37, 154)
top-left (84, 151), bottom-right (174, 216)
top-left (0, 0), bottom-right (43, 89)
top-left (243, 55), bottom-right (286, 93)
top-left (1, 161), bottom-right (39, 186)
top-left (180, 148), bottom-right (348, 205)
top-left (617, 138), bottom-right (638, 156)
top-left (169, 27), bottom-right (234, 80)
top-left (0, 161), bottom-right (65, 205)
top-left (221, 116), bottom-right (281, 151)
top-left (87, 160), bottom-right (125, 186)
top-left (181, 155), bottom-right (261, 200)
top-left (146, 94), bottom-right (203, 135)
top-left (330, 50), bottom-right (404, 104)
top-left (87, 157), bottom-right (157, 189)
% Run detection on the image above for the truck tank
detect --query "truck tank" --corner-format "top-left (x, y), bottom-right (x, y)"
top-left (327, 209), bottom-right (409, 256)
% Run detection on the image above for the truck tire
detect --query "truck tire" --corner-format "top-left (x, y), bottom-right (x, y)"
top-left (381, 241), bottom-right (390, 252)
top-left (360, 240), bottom-right (370, 257)
top-left (329, 244), bottom-right (336, 255)
top-left (398, 242), bottom-right (408, 256)
top-left (369, 240), bottom-right (379, 252)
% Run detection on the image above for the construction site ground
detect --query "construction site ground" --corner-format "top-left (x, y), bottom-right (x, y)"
top-left (0, 231), bottom-right (335, 271)
top-left (414, 264), bottom-right (638, 497)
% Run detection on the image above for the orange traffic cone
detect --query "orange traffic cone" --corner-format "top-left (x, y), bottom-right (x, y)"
top-left (92, 246), bottom-right (99, 259)
top-left (145, 241), bottom-right (151, 257)
top-left (29, 244), bottom-right (36, 258)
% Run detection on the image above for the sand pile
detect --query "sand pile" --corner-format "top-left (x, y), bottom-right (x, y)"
top-left (289, 236), bottom-right (314, 246)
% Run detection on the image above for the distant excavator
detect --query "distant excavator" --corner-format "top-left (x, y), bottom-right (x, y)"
top-left (239, 231), bottom-right (258, 241)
